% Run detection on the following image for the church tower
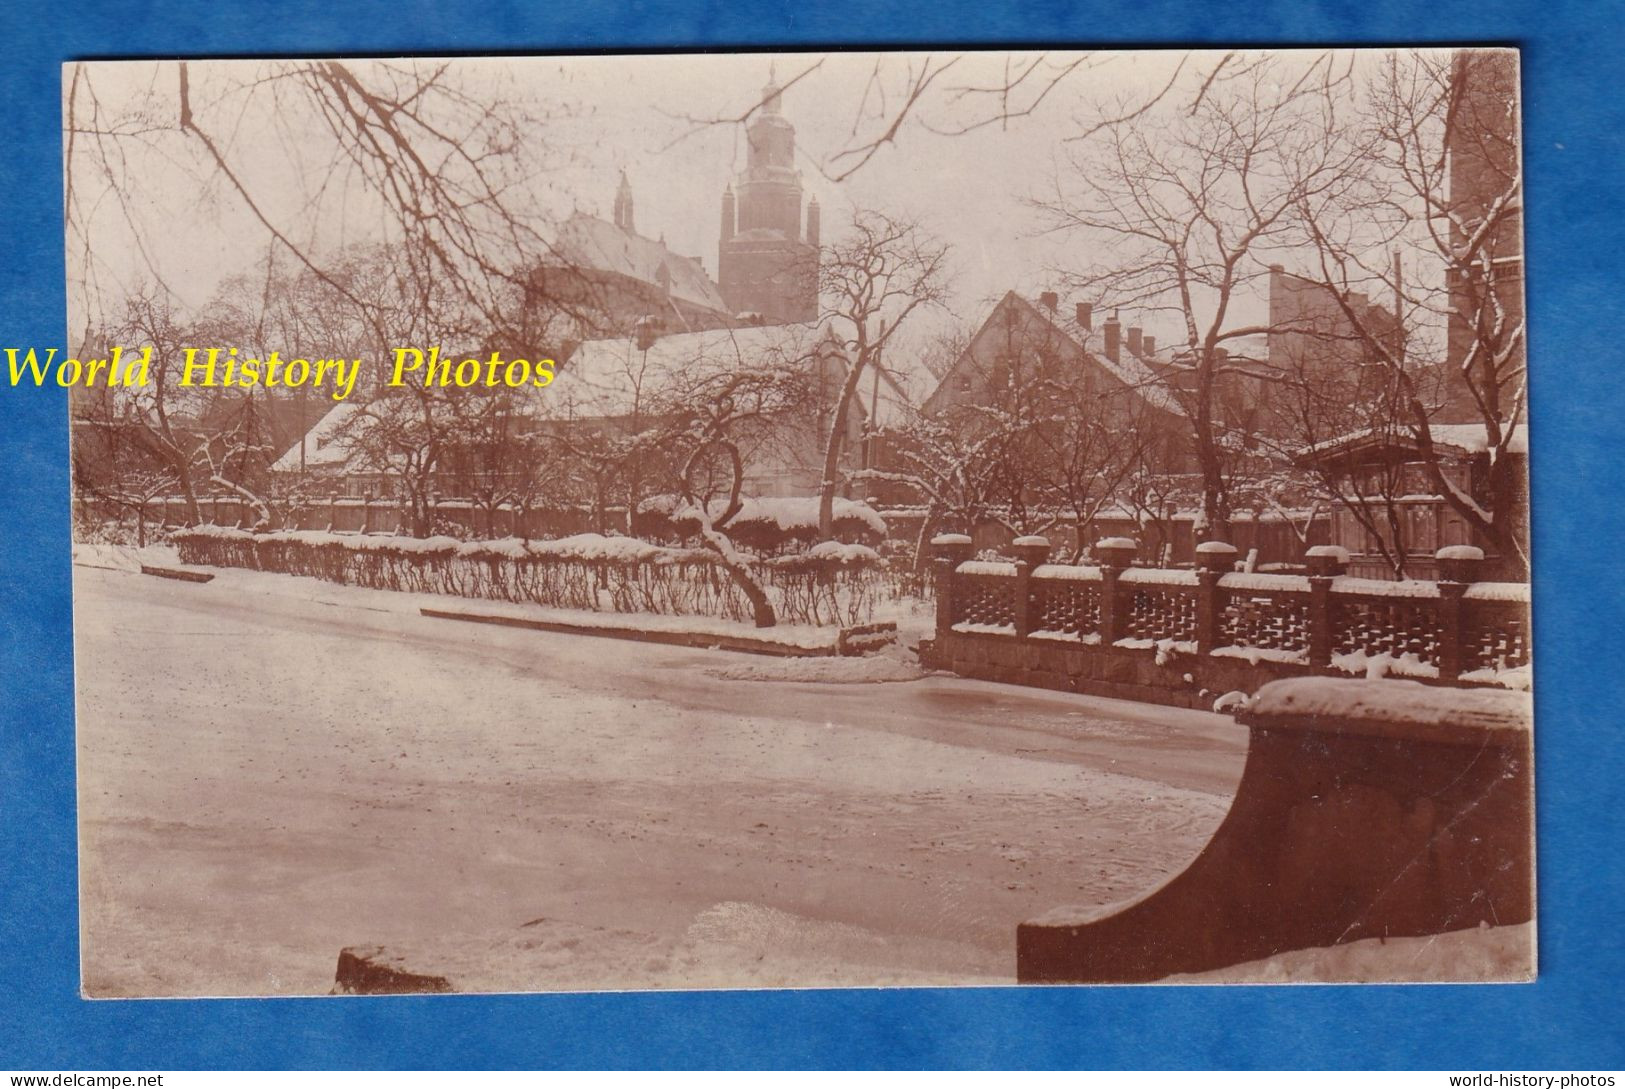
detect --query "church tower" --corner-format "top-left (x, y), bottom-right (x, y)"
top-left (718, 68), bottom-right (819, 323)
top-left (613, 169), bottom-right (635, 233)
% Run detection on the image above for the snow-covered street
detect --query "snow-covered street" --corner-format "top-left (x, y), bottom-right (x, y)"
top-left (74, 563), bottom-right (1245, 995)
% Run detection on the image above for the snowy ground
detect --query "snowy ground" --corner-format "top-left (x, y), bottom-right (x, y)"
top-left (1169, 922), bottom-right (1534, 985)
top-left (73, 557), bottom-right (1252, 996)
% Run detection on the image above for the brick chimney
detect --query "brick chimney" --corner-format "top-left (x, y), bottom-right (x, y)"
top-left (1103, 312), bottom-right (1121, 363)
top-left (1127, 326), bottom-right (1143, 357)
top-left (1075, 302), bottom-right (1093, 331)
top-left (1143, 334), bottom-right (1156, 357)
top-left (1039, 290), bottom-right (1059, 312)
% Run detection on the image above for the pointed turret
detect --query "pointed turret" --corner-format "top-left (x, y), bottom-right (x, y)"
top-left (613, 169), bottom-right (636, 233)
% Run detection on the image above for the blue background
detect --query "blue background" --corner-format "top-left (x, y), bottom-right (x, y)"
top-left (2, 0), bottom-right (1621, 1070)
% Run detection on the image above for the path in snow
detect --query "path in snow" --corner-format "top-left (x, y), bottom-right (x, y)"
top-left (73, 563), bottom-right (1245, 995)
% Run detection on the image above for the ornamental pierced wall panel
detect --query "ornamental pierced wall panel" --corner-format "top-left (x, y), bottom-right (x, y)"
top-left (1123, 586), bottom-right (1199, 643)
top-left (1032, 577), bottom-right (1101, 638)
top-left (953, 572), bottom-right (1018, 630)
top-left (1330, 596), bottom-right (1441, 665)
top-left (1463, 601), bottom-right (1531, 671)
top-left (1219, 592), bottom-right (1311, 655)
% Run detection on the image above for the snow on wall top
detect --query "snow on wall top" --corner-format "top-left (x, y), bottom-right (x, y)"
top-left (1219, 572), bottom-right (1311, 593)
top-left (1242, 677), bottom-right (1532, 741)
top-left (1119, 568), bottom-right (1199, 587)
top-left (1462, 582), bottom-right (1532, 603)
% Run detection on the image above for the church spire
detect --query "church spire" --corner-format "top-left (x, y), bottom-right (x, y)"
top-left (761, 63), bottom-right (783, 115)
top-left (613, 168), bottom-right (636, 233)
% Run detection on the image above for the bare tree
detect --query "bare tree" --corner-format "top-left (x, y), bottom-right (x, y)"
top-left (65, 60), bottom-right (577, 347)
top-left (666, 52), bottom-right (1259, 185)
top-left (855, 410), bottom-right (1019, 572)
top-left (1036, 51), bottom-right (1365, 539)
top-left (660, 354), bottom-right (817, 628)
top-left (816, 209), bottom-right (950, 538)
top-left (105, 289), bottom-right (211, 526)
top-left (1295, 49), bottom-right (1528, 575)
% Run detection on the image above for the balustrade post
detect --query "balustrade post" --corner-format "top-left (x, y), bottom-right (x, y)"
top-left (1095, 537), bottom-right (1137, 646)
top-left (1304, 545), bottom-right (1349, 671)
top-left (1011, 536), bottom-right (1051, 639)
top-left (1435, 545), bottom-right (1484, 682)
top-left (1195, 541), bottom-right (1237, 655)
top-left (931, 534), bottom-right (975, 638)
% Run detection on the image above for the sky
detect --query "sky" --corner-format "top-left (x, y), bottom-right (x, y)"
top-left (64, 49), bottom-right (1461, 375)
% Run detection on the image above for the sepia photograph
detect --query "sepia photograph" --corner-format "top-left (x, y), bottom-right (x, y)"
top-left (63, 47), bottom-right (1534, 997)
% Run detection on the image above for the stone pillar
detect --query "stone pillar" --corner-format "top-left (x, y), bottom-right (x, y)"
top-left (1304, 545), bottom-right (1349, 671)
top-left (931, 534), bottom-right (975, 638)
top-left (1011, 535), bottom-right (1051, 639)
top-left (1194, 541), bottom-right (1237, 655)
top-left (1435, 545), bottom-right (1484, 682)
top-left (1095, 536), bottom-right (1137, 646)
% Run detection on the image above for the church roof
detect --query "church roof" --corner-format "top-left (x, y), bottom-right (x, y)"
top-left (549, 213), bottom-right (730, 315)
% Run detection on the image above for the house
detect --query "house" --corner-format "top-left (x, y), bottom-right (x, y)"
top-left (1262, 264), bottom-right (1405, 438)
top-left (923, 291), bottom-right (1185, 427)
top-left (906, 291), bottom-right (1208, 555)
top-left (1296, 422), bottom-right (1529, 580)
top-left (273, 319), bottom-right (893, 510)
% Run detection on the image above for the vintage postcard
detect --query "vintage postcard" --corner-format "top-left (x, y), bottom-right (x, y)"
top-left (63, 48), bottom-right (1533, 996)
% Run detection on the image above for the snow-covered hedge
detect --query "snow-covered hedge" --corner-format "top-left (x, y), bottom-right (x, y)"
top-left (635, 495), bottom-right (886, 555)
top-left (171, 526), bottom-right (884, 627)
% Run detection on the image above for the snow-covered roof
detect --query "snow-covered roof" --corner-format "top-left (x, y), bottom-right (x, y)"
top-left (1030, 300), bottom-right (1185, 416)
top-left (554, 322), bottom-right (830, 420)
top-left (926, 292), bottom-right (1186, 417)
top-left (270, 403), bottom-right (365, 473)
top-left (1425, 423), bottom-right (1530, 455)
top-left (548, 213), bottom-right (729, 315)
top-left (1299, 422), bottom-right (1529, 462)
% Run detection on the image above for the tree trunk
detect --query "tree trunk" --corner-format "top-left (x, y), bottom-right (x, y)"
top-left (1193, 353), bottom-right (1230, 542)
top-left (818, 352), bottom-right (871, 539)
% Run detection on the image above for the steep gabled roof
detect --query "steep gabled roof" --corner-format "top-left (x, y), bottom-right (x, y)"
top-left (270, 403), bottom-right (364, 473)
top-left (925, 292), bottom-right (1185, 416)
top-left (548, 213), bottom-right (730, 315)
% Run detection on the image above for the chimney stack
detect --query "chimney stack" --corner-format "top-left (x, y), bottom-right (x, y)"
top-left (1127, 326), bottom-right (1143, 357)
top-left (1143, 334), bottom-right (1156, 357)
top-left (1075, 302), bottom-right (1092, 331)
top-left (1039, 290), bottom-right (1059, 312)
top-left (1103, 312), bottom-right (1121, 363)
